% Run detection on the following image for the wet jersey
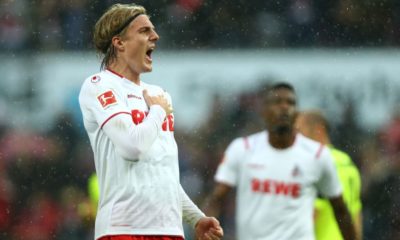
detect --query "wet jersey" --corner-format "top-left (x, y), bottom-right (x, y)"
top-left (79, 70), bottom-right (204, 240)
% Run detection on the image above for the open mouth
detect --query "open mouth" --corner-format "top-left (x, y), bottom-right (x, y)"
top-left (146, 48), bottom-right (153, 61)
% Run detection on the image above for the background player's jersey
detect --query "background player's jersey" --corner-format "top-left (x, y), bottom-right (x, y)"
top-left (79, 70), bottom-right (185, 239)
top-left (215, 131), bottom-right (342, 240)
top-left (314, 147), bottom-right (362, 240)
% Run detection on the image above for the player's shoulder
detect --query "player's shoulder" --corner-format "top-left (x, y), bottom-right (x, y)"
top-left (295, 133), bottom-right (327, 159)
top-left (79, 71), bottom-right (114, 106)
top-left (329, 147), bottom-right (351, 162)
top-left (247, 130), bottom-right (267, 143)
top-left (81, 71), bottom-right (119, 94)
top-left (80, 71), bottom-right (111, 93)
top-left (296, 133), bottom-right (323, 149)
top-left (329, 147), bottom-right (359, 171)
top-left (82, 71), bottom-right (113, 87)
top-left (229, 130), bottom-right (266, 151)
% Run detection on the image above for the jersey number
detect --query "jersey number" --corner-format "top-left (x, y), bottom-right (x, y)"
top-left (131, 109), bottom-right (174, 132)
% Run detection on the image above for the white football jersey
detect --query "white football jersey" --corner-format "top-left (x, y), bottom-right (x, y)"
top-left (215, 130), bottom-right (342, 240)
top-left (79, 70), bottom-right (204, 239)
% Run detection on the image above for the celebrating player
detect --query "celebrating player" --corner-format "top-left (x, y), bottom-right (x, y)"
top-left (295, 110), bottom-right (362, 240)
top-left (204, 83), bottom-right (357, 240)
top-left (79, 3), bottom-right (223, 240)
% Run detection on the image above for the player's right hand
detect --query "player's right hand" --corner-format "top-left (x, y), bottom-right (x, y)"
top-left (195, 216), bottom-right (224, 240)
top-left (143, 89), bottom-right (173, 116)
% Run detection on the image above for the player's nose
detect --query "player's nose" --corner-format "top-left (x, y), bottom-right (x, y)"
top-left (150, 29), bottom-right (159, 42)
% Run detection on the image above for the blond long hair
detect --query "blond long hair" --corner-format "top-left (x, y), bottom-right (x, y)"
top-left (93, 4), bottom-right (147, 69)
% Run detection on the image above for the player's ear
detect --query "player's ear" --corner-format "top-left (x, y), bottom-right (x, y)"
top-left (293, 111), bottom-right (299, 123)
top-left (111, 36), bottom-right (124, 51)
top-left (315, 124), bottom-right (325, 136)
top-left (293, 112), bottom-right (301, 130)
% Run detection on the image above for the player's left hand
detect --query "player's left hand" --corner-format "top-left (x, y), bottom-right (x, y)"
top-left (195, 216), bottom-right (224, 240)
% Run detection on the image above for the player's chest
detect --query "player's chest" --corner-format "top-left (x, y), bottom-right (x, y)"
top-left (243, 149), bottom-right (316, 175)
top-left (121, 87), bottom-right (175, 133)
top-left (120, 88), bottom-right (148, 110)
top-left (240, 149), bottom-right (319, 197)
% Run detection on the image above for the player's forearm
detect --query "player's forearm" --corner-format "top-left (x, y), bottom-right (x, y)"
top-left (203, 193), bottom-right (225, 218)
top-left (103, 105), bottom-right (166, 160)
top-left (355, 212), bottom-right (363, 240)
top-left (180, 186), bottom-right (206, 228)
top-left (203, 184), bottom-right (231, 218)
top-left (329, 195), bottom-right (357, 240)
top-left (333, 205), bottom-right (357, 240)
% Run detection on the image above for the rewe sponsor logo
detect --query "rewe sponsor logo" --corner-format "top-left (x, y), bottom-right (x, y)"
top-left (131, 109), bottom-right (174, 132)
top-left (251, 178), bottom-right (301, 198)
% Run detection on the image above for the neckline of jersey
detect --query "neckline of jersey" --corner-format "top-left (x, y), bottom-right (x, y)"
top-left (265, 131), bottom-right (299, 152)
top-left (105, 69), bottom-right (142, 87)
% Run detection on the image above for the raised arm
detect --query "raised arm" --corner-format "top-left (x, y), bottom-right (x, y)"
top-left (102, 89), bottom-right (172, 160)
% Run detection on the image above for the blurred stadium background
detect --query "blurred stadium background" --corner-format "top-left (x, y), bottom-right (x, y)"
top-left (1, 0), bottom-right (400, 239)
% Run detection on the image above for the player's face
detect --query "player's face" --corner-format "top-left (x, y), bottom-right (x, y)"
top-left (263, 88), bottom-right (297, 133)
top-left (120, 15), bottom-right (159, 74)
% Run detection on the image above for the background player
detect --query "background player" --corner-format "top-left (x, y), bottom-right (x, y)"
top-left (79, 3), bottom-right (223, 240)
top-left (203, 82), bottom-right (357, 240)
top-left (295, 110), bottom-right (362, 240)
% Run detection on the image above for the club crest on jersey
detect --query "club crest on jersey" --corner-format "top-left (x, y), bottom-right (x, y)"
top-left (91, 75), bottom-right (101, 83)
top-left (292, 165), bottom-right (301, 177)
top-left (98, 90), bottom-right (117, 109)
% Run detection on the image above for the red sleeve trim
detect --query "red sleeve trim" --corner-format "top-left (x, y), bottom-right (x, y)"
top-left (100, 111), bottom-right (131, 129)
top-left (315, 143), bottom-right (324, 159)
top-left (243, 137), bottom-right (250, 150)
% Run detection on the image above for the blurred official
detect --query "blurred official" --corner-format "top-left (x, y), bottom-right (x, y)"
top-left (295, 110), bottom-right (362, 240)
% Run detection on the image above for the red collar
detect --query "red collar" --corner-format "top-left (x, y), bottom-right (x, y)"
top-left (106, 68), bottom-right (124, 78)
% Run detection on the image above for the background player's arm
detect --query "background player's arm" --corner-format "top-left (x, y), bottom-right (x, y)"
top-left (355, 212), bottom-right (362, 240)
top-left (350, 162), bottom-right (363, 240)
top-left (338, 151), bottom-right (363, 240)
top-left (348, 166), bottom-right (363, 240)
top-left (329, 196), bottom-right (358, 240)
top-left (203, 137), bottom-right (244, 217)
top-left (318, 147), bottom-right (357, 240)
top-left (203, 182), bottom-right (232, 218)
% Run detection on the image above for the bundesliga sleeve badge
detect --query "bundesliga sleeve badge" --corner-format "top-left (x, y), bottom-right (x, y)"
top-left (97, 90), bottom-right (117, 109)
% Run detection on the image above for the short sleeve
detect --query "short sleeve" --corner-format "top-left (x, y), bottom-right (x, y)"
top-left (316, 147), bottom-right (342, 198)
top-left (214, 137), bottom-right (247, 187)
top-left (79, 78), bottom-right (130, 128)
